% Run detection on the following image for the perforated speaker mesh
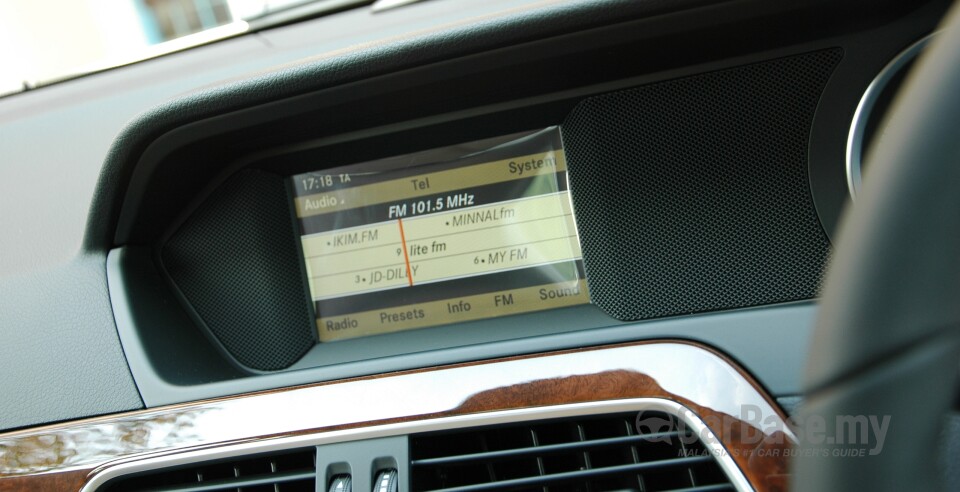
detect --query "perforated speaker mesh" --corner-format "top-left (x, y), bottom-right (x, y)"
top-left (563, 49), bottom-right (842, 321)
top-left (163, 170), bottom-right (315, 370)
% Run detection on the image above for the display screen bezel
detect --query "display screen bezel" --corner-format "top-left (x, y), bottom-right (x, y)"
top-left (288, 127), bottom-right (590, 343)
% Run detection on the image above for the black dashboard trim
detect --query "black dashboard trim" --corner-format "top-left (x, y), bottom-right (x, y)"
top-left (110, 242), bottom-right (819, 407)
top-left (98, 0), bottom-right (951, 408)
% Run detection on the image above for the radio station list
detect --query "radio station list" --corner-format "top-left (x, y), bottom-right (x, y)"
top-left (291, 132), bottom-right (590, 342)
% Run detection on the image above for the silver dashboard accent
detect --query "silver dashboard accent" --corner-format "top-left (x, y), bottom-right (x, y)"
top-left (0, 342), bottom-right (794, 491)
top-left (79, 399), bottom-right (755, 492)
top-left (846, 35), bottom-right (934, 200)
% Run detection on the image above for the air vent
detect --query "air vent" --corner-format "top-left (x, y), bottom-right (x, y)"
top-left (99, 448), bottom-right (316, 492)
top-left (410, 412), bottom-right (734, 492)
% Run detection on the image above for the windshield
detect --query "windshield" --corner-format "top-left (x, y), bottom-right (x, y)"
top-left (0, 0), bottom-right (368, 96)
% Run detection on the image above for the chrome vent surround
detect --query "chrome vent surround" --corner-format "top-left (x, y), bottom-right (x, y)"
top-left (81, 400), bottom-right (754, 492)
top-left (99, 448), bottom-right (316, 492)
top-left (410, 411), bottom-right (734, 492)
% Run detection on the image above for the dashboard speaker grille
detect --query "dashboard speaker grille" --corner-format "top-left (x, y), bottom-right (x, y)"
top-left (162, 170), bottom-right (315, 371)
top-left (410, 412), bottom-right (733, 492)
top-left (98, 448), bottom-right (316, 492)
top-left (562, 49), bottom-right (842, 320)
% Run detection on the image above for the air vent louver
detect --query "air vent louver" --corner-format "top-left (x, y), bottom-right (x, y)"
top-left (100, 448), bottom-right (316, 492)
top-left (410, 412), bottom-right (734, 492)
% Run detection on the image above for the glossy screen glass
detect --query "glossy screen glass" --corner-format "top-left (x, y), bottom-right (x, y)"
top-left (290, 127), bottom-right (588, 342)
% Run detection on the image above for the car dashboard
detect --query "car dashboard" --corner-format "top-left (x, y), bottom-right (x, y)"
top-left (0, 0), bottom-right (953, 491)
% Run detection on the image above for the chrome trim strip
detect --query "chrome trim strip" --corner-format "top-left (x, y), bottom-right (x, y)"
top-left (0, 342), bottom-right (794, 491)
top-left (0, 343), bottom-right (788, 475)
top-left (80, 399), bottom-right (754, 492)
top-left (846, 35), bottom-right (934, 200)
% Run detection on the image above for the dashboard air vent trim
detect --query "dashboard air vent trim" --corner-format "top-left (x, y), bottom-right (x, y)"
top-left (97, 448), bottom-right (316, 492)
top-left (410, 412), bottom-right (734, 492)
top-left (84, 399), bottom-right (753, 492)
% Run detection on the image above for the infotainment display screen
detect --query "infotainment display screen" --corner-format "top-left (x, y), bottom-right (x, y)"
top-left (290, 127), bottom-right (589, 342)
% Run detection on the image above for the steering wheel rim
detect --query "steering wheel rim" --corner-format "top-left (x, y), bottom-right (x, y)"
top-left (791, 3), bottom-right (960, 490)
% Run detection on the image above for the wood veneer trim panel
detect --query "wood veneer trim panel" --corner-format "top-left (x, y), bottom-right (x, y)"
top-left (0, 469), bottom-right (89, 492)
top-left (0, 341), bottom-right (791, 492)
